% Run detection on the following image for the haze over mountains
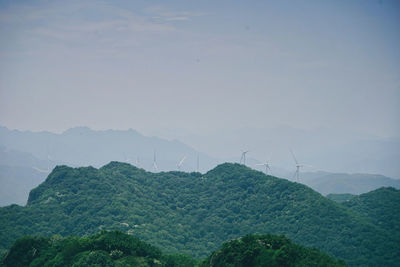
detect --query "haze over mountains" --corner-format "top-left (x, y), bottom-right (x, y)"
top-left (165, 125), bottom-right (400, 178)
top-left (0, 125), bottom-right (218, 172)
top-left (0, 125), bottom-right (219, 206)
top-left (0, 1), bottom-right (398, 266)
top-left (2, 125), bottom-right (399, 176)
top-left (300, 171), bottom-right (400, 195)
top-left (1, 125), bottom-right (399, 206)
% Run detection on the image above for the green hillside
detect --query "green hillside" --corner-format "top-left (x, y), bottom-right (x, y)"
top-left (343, 187), bottom-right (400, 235)
top-left (326, 194), bottom-right (356, 203)
top-left (199, 234), bottom-right (346, 267)
top-left (0, 231), bottom-right (196, 267)
top-left (0, 162), bottom-right (398, 266)
top-left (0, 231), bottom-right (346, 267)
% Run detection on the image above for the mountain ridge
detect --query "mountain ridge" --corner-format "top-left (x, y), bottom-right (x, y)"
top-left (0, 126), bottom-right (218, 172)
top-left (1, 162), bottom-right (399, 265)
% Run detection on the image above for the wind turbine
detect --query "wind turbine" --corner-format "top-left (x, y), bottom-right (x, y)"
top-left (123, 153), bottom-right (131, 164)
top-left (196, 154), bottom-right (200, 172)
top-left (47, 154), bottom-right (51, 172)
top-left (255, 154), bottom-right (272, 175)
top-left (177, 155), bottom-right (187, 171)
top-left (32, 167), bottom-right (50, 173)
top-left (240, 150), bottom-right (249, 165)
top-left (135, 156), bottom-right (140, 167)
top-left (152, 150), bottom-right (158, 172)
top-left (290, 149), bottom-right (310, 182)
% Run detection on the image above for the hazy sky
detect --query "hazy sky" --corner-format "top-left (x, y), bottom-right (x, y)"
top-left (0, 0), bottom-right (399, 138)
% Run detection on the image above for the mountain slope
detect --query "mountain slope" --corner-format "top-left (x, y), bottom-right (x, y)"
top-left (0, 165), bottom-right (46, 206)
top-left (0, 163), bottom-right (398, 266)
top-left (1, 231), bottom-right (346, 267)
top-left (301, 171), bottom-right (400, 195)
top-left (0, 126), bottom-right (217, 172)
top-left (343, 187), bottom-right (400, 235)
top-left (326, 193), bottom-right (356, 203)
top-left (0, 146), bottom-right (50, 206)
top-left (0, 145), bottom-right (49, 169)
top-left (199, 234), bottom-right (346, 267)
top-left (0, 231), bottom-right (192, 267)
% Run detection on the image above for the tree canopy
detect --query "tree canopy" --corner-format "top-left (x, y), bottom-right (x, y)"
top-left (1, 231), bottom-right (345, 267)
top-left (0, 162), bottom-right (398, 266)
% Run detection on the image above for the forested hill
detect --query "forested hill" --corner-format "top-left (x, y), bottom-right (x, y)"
top-left (1, 231), bottom-right (345, 267)
top-left (0, 162), bottom-right (398, 266)
top-left (199, 234), bottom-right (346, 267)
top-left (326, 193), bottom-right (356, 203)
top-left (343, 187), bottom-right (400, 235)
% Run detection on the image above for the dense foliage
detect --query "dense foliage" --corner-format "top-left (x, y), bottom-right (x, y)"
top-left (343, 187), bottom-right (400, 238)
top-left (0, 162), bottom-right (398, 266)
top-left (326, 194), bottom-right (356, 203)
top-left (0, 231), bottom-right (196, 267)
top-left (199, 234), bottom-right (346, 267)
top-left (1, 231), bottom-right (346, 267)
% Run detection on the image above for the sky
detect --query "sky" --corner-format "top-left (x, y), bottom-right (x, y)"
top-left (0, 0), bottom-right (399, 141)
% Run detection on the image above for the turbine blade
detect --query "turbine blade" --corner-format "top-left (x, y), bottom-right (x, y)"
top-left (290, 149), bottom-right (298, 164)
top-left (292, 171), bottom-right (297, 180)
top-left (178, 156), bottom-right (187, 166)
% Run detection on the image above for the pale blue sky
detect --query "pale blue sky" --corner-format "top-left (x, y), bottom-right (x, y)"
top-left (0, 0), bottom-right (399, 138)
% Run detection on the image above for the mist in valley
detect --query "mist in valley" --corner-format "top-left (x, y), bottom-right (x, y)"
top-left (0, 1), bottom-right (399, 266)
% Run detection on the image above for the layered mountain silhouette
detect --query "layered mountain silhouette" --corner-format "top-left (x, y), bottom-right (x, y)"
top-left (0, 126), bottom-right (218, 172)
top-left (0, 162), bottom-right (398, 266)
top-left (300, 171), bottom-right (400, 195)
top-left (0, 146), bottom-right (50, 206)
top-left (1, 126), bottom-right (399, 207)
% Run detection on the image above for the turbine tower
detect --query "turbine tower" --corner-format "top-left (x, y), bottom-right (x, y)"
top-left (135, 156), bottom-right (140, 167)
top-left (256, 161), bottom-right (272, 175)
top-left (32, 167), bottom-right (50, 173)
top-left (153, 150), bottom-right (158, 172)
top-left (177, 155), bottom-right (187, 171)
top-left (240, 150), bottom-right (249, 165)
top-left (256, 154), bottom-right (272, 175)
top-left (290, 149), bottom-right (310, 182)
top-left (47, 154), bottom-right (51, 172)
top-left (196, 154), bottom-right (199, 172)
top-left (123, 153), bottom-right (131, 164)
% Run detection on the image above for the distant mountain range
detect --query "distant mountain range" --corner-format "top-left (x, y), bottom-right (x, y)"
top-left (0, 125), bottom-right (399, 206)
top-left (0, 162), bottom-right (398, 266)
top-left (0, 146), bottom-right (50, 206)
top-left (176, 125), bottom-right (400, 178)
top-left (0, 126), bottom-right (218, 172)
top-left (0, 126), bottom-right (215, 206)
top-left (299, 171), bottom-right (400, 195)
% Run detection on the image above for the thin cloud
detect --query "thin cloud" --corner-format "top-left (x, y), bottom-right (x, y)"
top-left (144, 5), bottom-right (207, 22)
top-left (1, 1), bottom-right (177, 47)
top-left (165, 16), bottom-right (190, 21)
